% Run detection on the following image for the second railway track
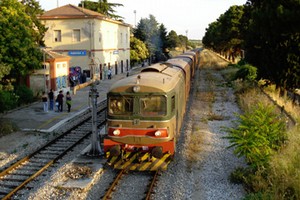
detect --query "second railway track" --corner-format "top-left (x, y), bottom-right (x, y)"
top-left (0, 100), bottom-right (107, 199)
top-left (102, 169), bottom-right (160, 200)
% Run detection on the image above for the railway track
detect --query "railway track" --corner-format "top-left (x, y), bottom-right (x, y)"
top-left (102, 169), bottom-right (160, 200)
top-left (0, 100), bottom-right (107, 199)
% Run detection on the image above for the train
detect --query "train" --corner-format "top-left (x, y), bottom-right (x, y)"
top-left (103, 49), bottom-right (201, 171)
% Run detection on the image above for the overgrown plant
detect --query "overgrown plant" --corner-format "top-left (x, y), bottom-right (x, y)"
top-left (0, 119), bottom-right (19, 137)
top-left (224, 103), bottom-right (287, 169)
top-left (233, 64), bottom-right (257, 82)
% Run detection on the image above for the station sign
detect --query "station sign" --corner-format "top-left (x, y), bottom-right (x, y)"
top-left (68, 50), bottom-right (87, 56)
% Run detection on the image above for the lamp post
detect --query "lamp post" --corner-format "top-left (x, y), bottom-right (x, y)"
top-left (43, 49), bottom-right (46, 93)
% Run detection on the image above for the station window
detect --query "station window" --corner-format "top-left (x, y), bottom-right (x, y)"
top-left (73, 29), bottom-right (80, 42)
top-left (54, 30), bottom-right (61, 42)
top-left (140, 96), bottom-right (166, 116)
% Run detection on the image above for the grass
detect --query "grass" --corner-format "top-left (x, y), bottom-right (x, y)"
top-left (207, 112), bottom-right (224, 121)
top-left (263, 84), bottom-right (300, 122)
top-left (266, 126), bottom-right (300, 198)
top-left (185, 127), bottom-right (204, 171)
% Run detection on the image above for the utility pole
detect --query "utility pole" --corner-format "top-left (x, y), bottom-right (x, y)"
top-left (185, 30), bottom-right (188, 51)
top-left (41, 47), bottom-right (51, 93)
top-left (87, 59), bottom-right (103, 157)
top-left (43, 49), bottom-right (46, 93)
top-left (134, 10), bottom-right (136, 27)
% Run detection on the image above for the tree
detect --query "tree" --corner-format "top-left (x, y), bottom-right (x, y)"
top-left (202, 5), bottom-right (245, 62)
top-left (244, 0), bottom-right (300, 91)
top-left (0, 0), bottom-right (42, 87)
top-left (130, 36), bottom-right (149, 66)
top-left (167, 30), bottom-right (180, 49)
top-left (0, 63), bottom-right (12, 91)
top-left (178, 34), bottom-right (188, 49)
top-left (21, 0), bottom-right (46, 46)
top-left (134, 15), bottom-right (167, 63)
top-left (79, 0), bottom-right (123, 20)
top-left (158, 24), bottom-right (168, 52)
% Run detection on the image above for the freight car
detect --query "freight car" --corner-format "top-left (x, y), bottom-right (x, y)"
top-left (103, 49), bottom-right (201, 171)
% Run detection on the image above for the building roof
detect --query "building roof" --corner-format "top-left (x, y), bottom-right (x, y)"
top-left (39, 4), bottom-right (130, 27)
top-left (45, 50), bottom-right (70, 60)
top-left (41, 4), bottom-right (105, 18)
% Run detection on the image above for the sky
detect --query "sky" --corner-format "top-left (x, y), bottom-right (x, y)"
top-left (38, 0), bottom-right (247, 40)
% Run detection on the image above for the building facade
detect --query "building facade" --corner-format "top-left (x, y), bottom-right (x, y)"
top-left (39, 4), bottom-right (131, 82)
top-left (29, 50), bottom-right (70, 95)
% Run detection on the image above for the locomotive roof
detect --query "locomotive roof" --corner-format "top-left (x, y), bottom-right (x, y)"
top-left (175, 54), bottom-right (194, 61)
top-left (165, 59), bottom-right (190, 77)
top-left (109, 64), bottom-right (183, 93)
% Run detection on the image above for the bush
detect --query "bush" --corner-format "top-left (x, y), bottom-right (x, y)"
top-left (224, 103), bottom-right (287, 169)
top-left (14, 85), bottom-right (34, 106)
top-left (233, 64), bottom-right (257, 82)
top-left (0, 91), bottom-right (18, 113)
top-left (237, 59), bottom-right (247, 66)
top-left (0, 119), bottom-right (19, 137)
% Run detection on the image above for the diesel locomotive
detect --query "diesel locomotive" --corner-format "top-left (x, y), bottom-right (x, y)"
top-left (103, 49), bottom-right (201, 171)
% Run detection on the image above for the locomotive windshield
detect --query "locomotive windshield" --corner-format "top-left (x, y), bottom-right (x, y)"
top-left (108, 95), bottom-right (167, 117)
top-left (109, 96), bottom-right (133, 115)
top-left (140, 96), bottom-right (166, 116)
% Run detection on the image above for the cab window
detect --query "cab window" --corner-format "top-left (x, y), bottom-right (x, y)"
top-left (140, 96), bottom-right (166, 116)
top-left (109, 96), bottom-right (133, 115)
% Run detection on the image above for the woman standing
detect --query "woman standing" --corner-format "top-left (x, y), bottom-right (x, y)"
top-left (66, 91), bottom-right (72, 112)
top-left (42, 92), bottom-right (48, 112)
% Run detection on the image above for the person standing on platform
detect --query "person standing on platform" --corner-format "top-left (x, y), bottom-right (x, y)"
top-left (107, 69), bottom-right (112, 79)
top-left (48, 89), bottom-right (54, 111)
top-left (42, 92), bottom-right (48, 112)
top-left (66, 91), bottom-right (72, 112)
top-left (56, 90), bottom-right (64, 112)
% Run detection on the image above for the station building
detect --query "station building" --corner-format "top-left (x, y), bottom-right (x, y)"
top-left (38, 4), bottom-right (131, 92)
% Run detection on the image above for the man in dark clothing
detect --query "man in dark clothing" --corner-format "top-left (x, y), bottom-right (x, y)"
top-left (56, 90), bottom-right (64, 112)
top-left (48, 89), bottom-right (54, 111)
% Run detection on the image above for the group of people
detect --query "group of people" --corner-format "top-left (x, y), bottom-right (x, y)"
top-left (42, 89), bottom-right (72, 113)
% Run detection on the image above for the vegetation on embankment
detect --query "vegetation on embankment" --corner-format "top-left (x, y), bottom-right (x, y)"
top-left (221, 61), bottom-right (300, 200)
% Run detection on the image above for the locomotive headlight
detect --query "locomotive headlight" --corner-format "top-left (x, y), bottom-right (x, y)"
top-left (154, 130), bottom-right (162, 137)
top-left (113, 129), bottom-right (121, 136)
top-left (133, 86), bottom-right (140, 93)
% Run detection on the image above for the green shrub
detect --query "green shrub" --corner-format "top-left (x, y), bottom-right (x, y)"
top-left (230, 167), bottom-right (250, 184)
top-left (0, 91), bottom-right (18, 113)
top-left (237, 59), bottom-right (247, 66)
top-left (15, 85), bottom-right (34, 106)
top-left (224, 103), bottom-right (287, 169)
top-left (233, 64), bottom-right (257, 82)
top-left (0, 119), bottom-right (19, 137)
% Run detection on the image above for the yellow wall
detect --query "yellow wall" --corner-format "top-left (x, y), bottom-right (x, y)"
top-left (42, 17), bottom-right (130, 77)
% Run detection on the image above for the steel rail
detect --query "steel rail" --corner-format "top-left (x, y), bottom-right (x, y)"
top-left (0, 104), bottom-right (107, 199)
top-left (145, 170), bottom-right (160, 200)
top-left (102, 169), bottom-right (126, 200)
